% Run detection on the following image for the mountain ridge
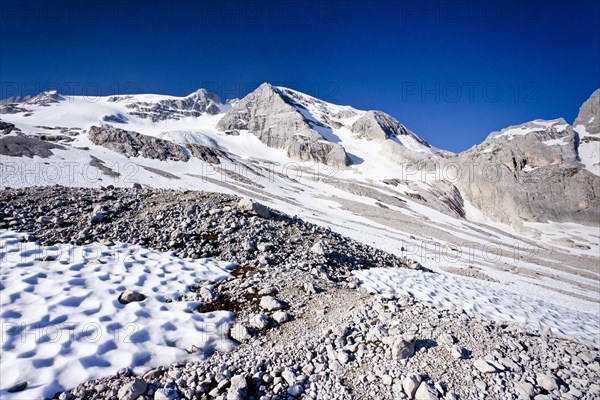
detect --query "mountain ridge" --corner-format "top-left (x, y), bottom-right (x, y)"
top-left (0, 84), bottom-right (598, 230)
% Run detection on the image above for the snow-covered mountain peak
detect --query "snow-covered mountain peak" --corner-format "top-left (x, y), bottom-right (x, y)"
top-left (489, 118), bottom-right (571, 141)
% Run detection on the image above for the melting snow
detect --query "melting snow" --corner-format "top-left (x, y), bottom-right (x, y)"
top-left (354, 267), bottom-right (600, 347)
top-left (0, 231), bottom-right (236, 399)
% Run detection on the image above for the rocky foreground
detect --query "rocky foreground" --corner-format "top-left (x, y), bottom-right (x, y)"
top-left (1, 187), bottom-right (599, 400)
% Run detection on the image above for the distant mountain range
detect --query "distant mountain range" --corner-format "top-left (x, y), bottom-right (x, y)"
top-left (1, 83), bottom-right (597, 230)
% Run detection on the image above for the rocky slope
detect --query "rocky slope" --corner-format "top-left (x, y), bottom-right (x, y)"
top-left (1, 187), bottom-right (598, 400)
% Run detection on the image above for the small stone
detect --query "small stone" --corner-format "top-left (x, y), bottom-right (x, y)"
top-left (272, 311), bottom-right (292, 323)
top-left (282, 369), bottom-right (296, 386)
top-left (450, 346), bottom-right (467, 360)
top-left (143, 368), bottom-right (163, 381)
top-left (154, 387), bottom-right (179, 400)
top-left (258, 285), bottom-right (277, 295)
top-left (515, 382), bottom-right (535, 398)
top-left (474, 358), bottom-right (498, 373)
top-left (237, 198), bottom-right (271, 218)
top-left (536, 373), bottom-right (558, 392)
top-left (199, 286), bottom-right (216, 302)
top-left (303, 282), bottom-right (318, 294)
top-left (249, 314), bottom-right (270, 330)
top-left (439, 332), bottom-right (456, 345)
top-left (402, 374), bottom-right (422, 398)
top-left (415, 382), bottom-right (439, 400)
top-left (382, 375), bottom-right (393, 386)
top-left (230, 323), bottom-right (251, 342)
top-left (311, 241), bottom-right (326, 255)
top-left (474, 379), bottom-right (487, 391)
top-left (259, 296), bottom-right (284, 311)
top-left (287, 384), bottom-right (303, 397)
top-left (337, 351), bottom-right (351, 364)
top-left (226, 375), bottom-right (247, 400)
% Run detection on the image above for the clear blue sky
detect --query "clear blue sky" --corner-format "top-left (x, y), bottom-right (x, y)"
top-left (1, 0), bottom-right (598, 152)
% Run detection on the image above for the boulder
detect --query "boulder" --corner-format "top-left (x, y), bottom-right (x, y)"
top-left (391, 335), bottom-right (416, 360)
top-left (237, 198), bottom-right (271, 218)
top-left (473, 358), bottom-right (498, 374)
top-left (118, 290), bottom-right (146, 305)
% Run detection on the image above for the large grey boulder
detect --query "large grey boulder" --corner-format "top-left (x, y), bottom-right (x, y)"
top-left (454, 118), bottom-right (600, 227)
top-left (88, 125), bottom-right (188, 161)
top-left (217, 83), bottom-right (350, 167)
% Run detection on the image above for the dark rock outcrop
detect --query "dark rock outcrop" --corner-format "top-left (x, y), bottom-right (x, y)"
top-left (88, 125), bottom-right (188, 162)
top-left (0, 135), bottom-right (65, 158)
top-left (0, 120), bottom-right (15, 134)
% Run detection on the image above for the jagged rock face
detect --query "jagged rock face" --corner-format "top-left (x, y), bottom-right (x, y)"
top-left (0, 120), bottom-right (15, 134)
top-left (351, 111), bottom-right (416, 142)
top-left (286, 135), bottom-right (349, 166)
top-left (217, 83), bottom-right (350, 167)
top-left (380, 141), bottom-right (431, 163)
top-left (0, 90), bottom-right (62, 114)
top-left (186, 143), bottom-right (228, 164)
top-left (0, 135), bottom-right (65, 158)
top-left (26, 90), bottom-right (64, 106)
top-left (88, 125), bottom-right (227, 164)
top-left (574, 89), bottom-right (600, 135)
top-left (351, 110), bottom-right (441, 165)
top-left (573, 89), bottom-right (600, 176)
top-left (454, 119), bottom-right (599, 226)
top-left (88, 125), bottom-right (189, 162)
top-left (107, 89), bottom-right (223, 122)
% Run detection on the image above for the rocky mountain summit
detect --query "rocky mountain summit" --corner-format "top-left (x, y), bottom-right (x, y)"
top-left (217, 83), bottom-right (351, 167)
top-left (0, 90), bottom-right (63, 114)
top-left (453, 92), bottom-right (600, 227)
